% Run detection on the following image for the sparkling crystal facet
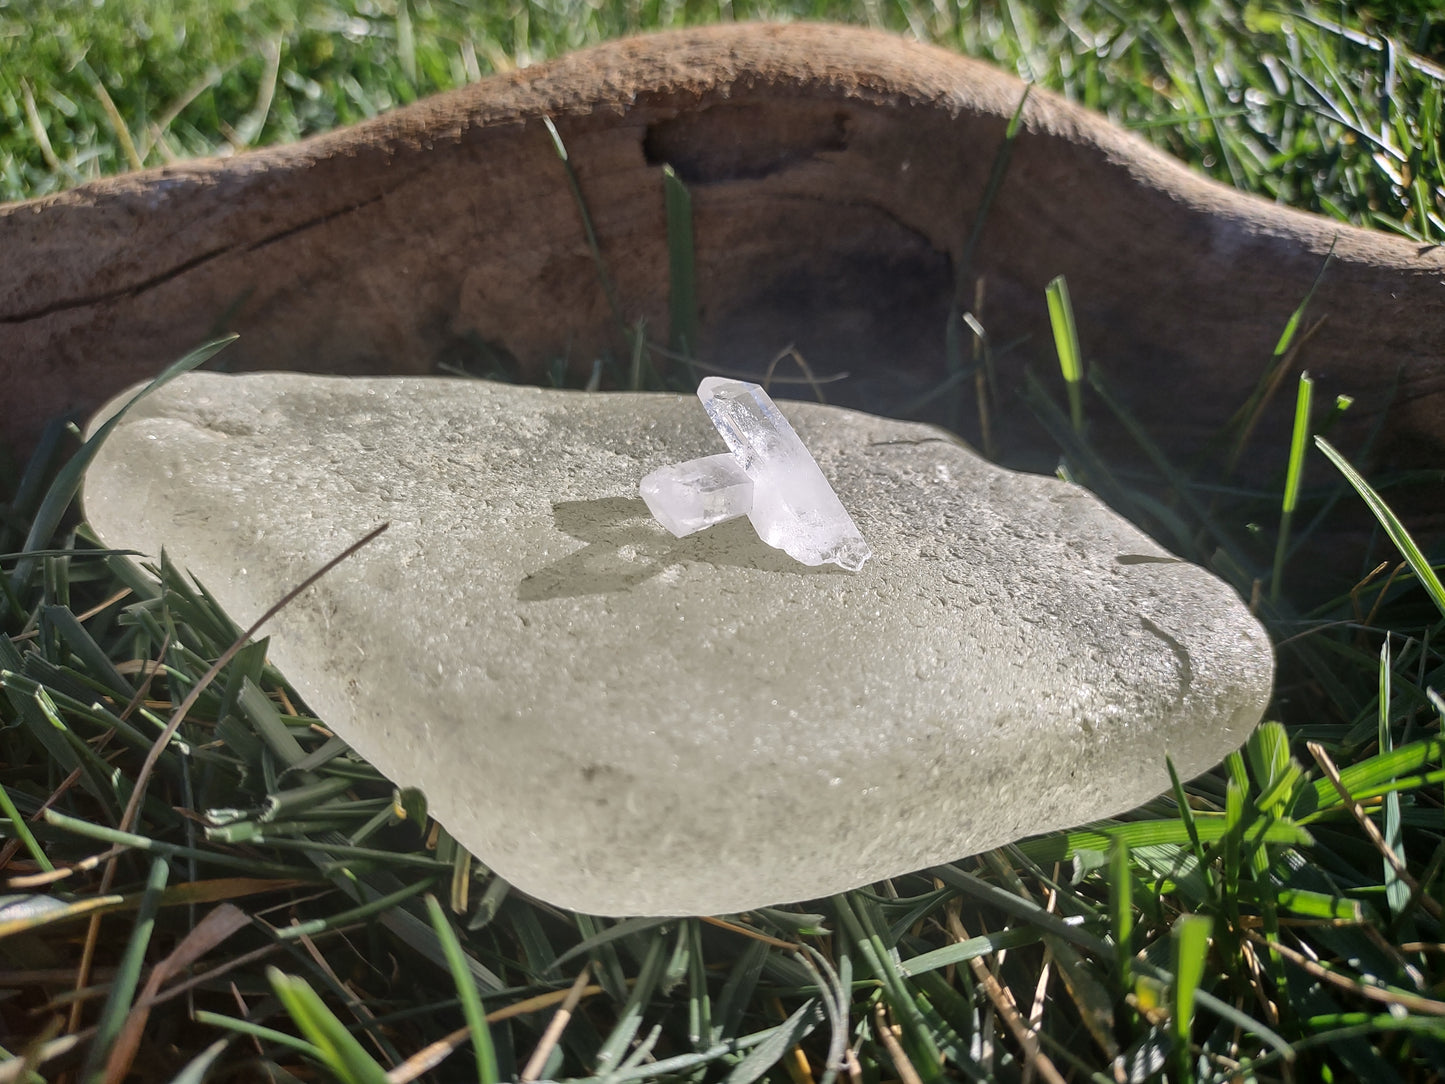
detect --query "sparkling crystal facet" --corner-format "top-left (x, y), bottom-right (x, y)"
top-left (697, 377), bottom-right (872, 570)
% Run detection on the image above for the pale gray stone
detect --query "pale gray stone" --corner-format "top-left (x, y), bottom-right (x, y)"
top-left (82, 373), bottom-right (1273, 916)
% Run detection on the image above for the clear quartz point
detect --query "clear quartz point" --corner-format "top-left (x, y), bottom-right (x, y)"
top-left (640, 453), bottom-right (754, 538)
top-left (697, 377), bottom-right (872, 570)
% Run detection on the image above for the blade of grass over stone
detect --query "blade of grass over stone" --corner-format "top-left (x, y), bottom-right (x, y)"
top-left (424, 894), bottom-right (499, 1084)
top-left (79, 856), bottom-right (168, 1083)
top-left (268, 967), bottom-right (392, 1084)
top-left (1316, 437), bottom-right (1445, 619)
top-left (1272, 370), bottom-right (1314, 604)
top-left (1044, 275), bottom-right (1085, 437)
top-left (8, 336), bottom-right (236, 596)
top-left (1248, 721), bottom-right (1300, 815)
top-left (663, 164), bottom-right (697, 366)
top-left (115, 522), bottom-right (389, 849)
top-left (215, 636), bottom-right (269, 728)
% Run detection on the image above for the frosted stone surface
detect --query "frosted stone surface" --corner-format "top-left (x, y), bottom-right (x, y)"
top-left (83, 374), bottom-right (1274, 916)
top-left (698, 377), bottom-right (871, 571)
top-left (640, 453), bottom-right (753, 538)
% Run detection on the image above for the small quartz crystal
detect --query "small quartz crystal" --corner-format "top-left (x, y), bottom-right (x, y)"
top-left (640, 453), bottom-right (754, 538)
top-left (697, 377), bottom-right (872, 571)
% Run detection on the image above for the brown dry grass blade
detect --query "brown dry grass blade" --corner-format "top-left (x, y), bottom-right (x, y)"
top-left (103, 902), bottom-right (251, 1083)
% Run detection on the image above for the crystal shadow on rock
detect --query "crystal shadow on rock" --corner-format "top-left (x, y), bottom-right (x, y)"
top-left (516, 497), bottom-right (846, 602)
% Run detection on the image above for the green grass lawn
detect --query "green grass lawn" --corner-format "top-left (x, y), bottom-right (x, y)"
top-left (3, 2), bottom-right (1445, 1082)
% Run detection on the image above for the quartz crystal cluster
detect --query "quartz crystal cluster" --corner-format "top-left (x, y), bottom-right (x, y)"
top-left (640, 378), bottom-right (872, 571)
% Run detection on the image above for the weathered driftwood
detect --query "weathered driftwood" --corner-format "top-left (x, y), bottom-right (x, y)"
top-left (3, 23), bottom-right (1441, 567)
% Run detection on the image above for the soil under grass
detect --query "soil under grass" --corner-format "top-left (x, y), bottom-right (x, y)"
top-left (2, 2), bottom-right (1445, 1082)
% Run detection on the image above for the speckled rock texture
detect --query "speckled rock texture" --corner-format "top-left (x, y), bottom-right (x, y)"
top-left (83, 373), bottom-right (1274, 915)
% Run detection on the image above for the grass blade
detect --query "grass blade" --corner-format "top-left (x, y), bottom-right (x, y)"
top-left (165, 1038), bottom-right (230, 1084)
top-left (192, 1010), bottom-right (322, 1058)
top-left (1379, 639), bottom-right (1409, 918)
top-left (541, 114), bottom-right (626, 343)
top-left (268, 967), bottom-right (392, 1084)
top-left (1272, 370), bottom-right (1314, 603)
top-left (80, 856), bottom-right (169, 1083)
top-left (8, 336), bottom-right (235, 596)
top-left (1045, 275), bottom-right (1084, 436)
top-left (1316, 436), bottom-right (1445, 619)
top-left (424, 894), bottom-right (499, 1084)
top-left (1110, 838), bottom-right (1134, 985)
top-left (0, 781), bottom-right (53, 872)
top-left (663, 164), bottom-right (697, 365)
top-left (1170, 913), bottom-right (1212, 1083)
top-left (593, 933), bottom-right (668, 1073)
top-left (723, 998), bottom-right (822, 1084)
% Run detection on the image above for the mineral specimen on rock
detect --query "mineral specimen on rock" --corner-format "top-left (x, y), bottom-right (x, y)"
top-left (698, 377), bottom-right (872, 571)
top-left (82, 373), bottom-right (1274, 916)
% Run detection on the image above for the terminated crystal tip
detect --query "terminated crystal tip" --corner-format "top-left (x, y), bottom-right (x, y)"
top-left (697, 378), bottom-right (871, 570)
